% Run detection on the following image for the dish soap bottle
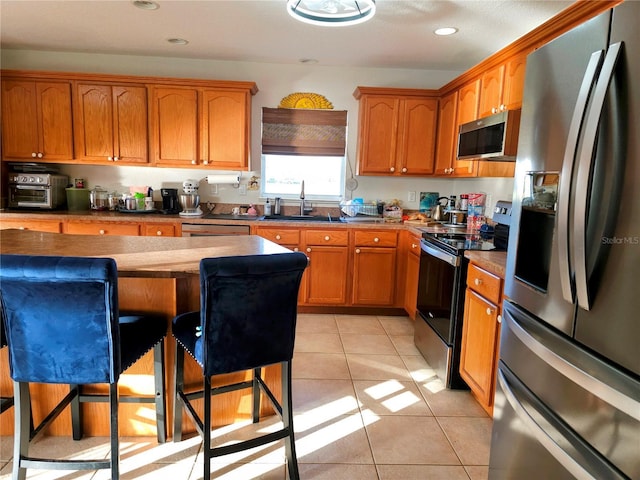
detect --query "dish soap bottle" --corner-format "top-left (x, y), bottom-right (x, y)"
top-left (264, 199), bottom-right (272, 216)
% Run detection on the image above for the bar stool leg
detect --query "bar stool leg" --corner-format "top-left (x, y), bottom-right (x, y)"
top-left (153, 341), bottom-right (167, 443)
top-left (12, 381), bottom-right (30, 480)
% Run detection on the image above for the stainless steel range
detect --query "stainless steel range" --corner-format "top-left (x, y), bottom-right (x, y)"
top-left (414, 202), bottom-right (511, 389)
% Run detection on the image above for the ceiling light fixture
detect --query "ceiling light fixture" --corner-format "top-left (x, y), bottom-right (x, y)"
top-left (132, 1), bottom-right (159, 11)
top-left (434, 27), bottom-right (458, 36)
top-left (287, 0), bottom-right (376, 27)
top-left (167, 38), bottom-right (189, 45)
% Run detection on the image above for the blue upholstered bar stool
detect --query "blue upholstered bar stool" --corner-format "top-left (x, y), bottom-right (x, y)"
top-left (0, 254), bottom-right (167, 480)
top-left (172, 252), bottom-right (308, 480)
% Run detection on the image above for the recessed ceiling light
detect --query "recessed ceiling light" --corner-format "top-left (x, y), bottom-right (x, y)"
top-left (434, 27), bottom-right (458, 36)
top-left (132, 1), bottom-right (159, 11)
top-left (167, 38), bottom-right (189, 45)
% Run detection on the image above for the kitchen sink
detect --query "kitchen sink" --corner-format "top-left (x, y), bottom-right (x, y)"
top-left (262, 215), bottom-right (343, 222)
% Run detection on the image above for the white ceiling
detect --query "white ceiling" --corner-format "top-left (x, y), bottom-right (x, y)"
top-left (0, 0), bottom-right (574, 72)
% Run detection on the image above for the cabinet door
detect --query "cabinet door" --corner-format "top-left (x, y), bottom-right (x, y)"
top-left (434, 91), bottom-right (458, 175)
top-left (201, 90), bottom-right (249, 170)
top-left (453, 81), bottom-right (480, 177)
top-left (479, 64), bottom-right (505, 118)
top-left (112, 85), bottom-right (148, 163)
top-left (460, 289), bottom-right (500, 413)
top-left (303, 245), bottom-right (349, 305)
top-left (0, 219), bottom-right (62, 233)
top-left (404, 234), bottom-right (421, 318)
top-left (352, 246), bottom-right (396, 306)
top-left (65, 221), bottom-right (140, 236)
top-left (151, 87), bottom-right (199, 166)
top-left (502, 55), bottom-right (527, 110)
top-left (397, 98), bottom-right (437, 175)
top-left (75, 84), bottom-right (114, 161)
top-left (356, 96), bottom-right (399, 175)
top-left (1, 80), bottom-right (73, 161)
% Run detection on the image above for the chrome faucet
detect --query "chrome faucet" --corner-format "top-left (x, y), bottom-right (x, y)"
top-left (299, 180), bottom-right (306, 215)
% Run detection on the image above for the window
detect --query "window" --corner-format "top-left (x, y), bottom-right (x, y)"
top-left (261, 107), bottom-right (347, 201)
top-left (261, 154), bottom-right (345, 200)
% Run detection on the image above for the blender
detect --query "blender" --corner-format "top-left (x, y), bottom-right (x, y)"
top-left (178, 179), bottom-right (203, 217)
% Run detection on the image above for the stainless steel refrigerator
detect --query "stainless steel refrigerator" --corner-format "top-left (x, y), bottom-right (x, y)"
top-left (489, 2), bottom-right (640, 478)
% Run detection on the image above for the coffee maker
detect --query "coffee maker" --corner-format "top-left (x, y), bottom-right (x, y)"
top-left (161, 188), bottom-right (180, 214)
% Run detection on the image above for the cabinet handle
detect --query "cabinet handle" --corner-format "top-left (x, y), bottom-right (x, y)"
top-left (37, 152), bottom-right (43, 158)
top-left (31, 152), bottom-right (37, 158)
top-left (306, 247), bottom-right (312, 253)
top-left (324, 235), bottom-right (330, 241)
top-left (108, 156), bottom-right (113, 161)
top-left (390, 167), bottom-right (395, 172)
top-left (497, 314), bottom-right (503, 324)
top-left (449, 167), bottom-right (455, 174)
top-left (113, 156), bottom-right (119, 161)
top-left (191, 160), bottom-right (197, 165)
top-left (355, 248), bottom-right (361, 254)
top-left (474, 278), bottom-right (483, 286)
top-left (492, 107), bottom-right (498, 114)
top-left (374, 237), bottom-right (380, 243)
top-left (402, 167), bottom-right (407, 173)
top-left (203, 160), bottom-right (209, 165)
top-left (156, 231), bottom-right (163, 236)
top-left (99, 229), bottom-right (106, 235)
top-left (275, 234), bottom-right (281, 240)
top-left (293, 247), bottom-right (299, 252)
top-left (499, 104), bottom-right (506, 111)
top-left (18, 226), bottom-right (26, 230)
top-left (412, 243), bottom-right (418, 249)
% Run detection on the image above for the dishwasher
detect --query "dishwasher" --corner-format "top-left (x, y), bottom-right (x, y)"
top-left (181, 223), bottom-right (251, 237)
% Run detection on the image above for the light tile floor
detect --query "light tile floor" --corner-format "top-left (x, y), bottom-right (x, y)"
top-left (0, 314), bottom-right (492, 479)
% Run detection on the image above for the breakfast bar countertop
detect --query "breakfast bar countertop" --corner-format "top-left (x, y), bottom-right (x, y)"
top-left (0, 229), bottom-right (291, 277)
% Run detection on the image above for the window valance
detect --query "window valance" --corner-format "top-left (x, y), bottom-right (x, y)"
top-left (261, 107), bottom-right (348, 156)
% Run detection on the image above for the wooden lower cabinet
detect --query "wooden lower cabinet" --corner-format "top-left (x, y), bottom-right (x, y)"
top-left (459, 261), bottom-right (503, 415)
top-left (65, 220), bottom-right (140, 236)
top-left (351, 229), bottom-right (398, 306)
top-left (142, 222), bottom-right (177, 237)
top-left (404, 232), bottom-right (421, 319)
top-left (0, 218), bottom-right (63, 233)
top-left (302, 229), bottom-right (350, 305)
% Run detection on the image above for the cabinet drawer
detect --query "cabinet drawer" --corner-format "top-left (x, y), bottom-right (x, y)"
top-left (407, 233), bottom-right (422, 257)
top-left (467, 263), bottom-right (502, 304)
top-left (354, 230), bottom-right (398, 247)
top-left (142, 223), bottom-right (175, 237)
top-left (305, 229), bottom-right (349, 246)
top-left (66, 221), bottom-right (140, 236)
top-left (0, 219), bottom-right (62, 233)
top-left (255, 228), bottom-right (300, 245)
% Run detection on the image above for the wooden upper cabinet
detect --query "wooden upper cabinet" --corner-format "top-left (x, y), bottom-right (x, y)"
top-left (150, 86), bottom-right (199, 166)
top-left (457, 79), bottom-right (481, 125)
top-left (74, 83), bottom-right (148, 164)
top-left (354, 87), bottom-right (438, 176)
top-left (502, 54), bottom-right (527, 110)
top-left (479, 65), bottom-right (505, 118)
top-left (435, 89), bottom-right (477, 177)
top-left (478, 55), bottom-right (527, 118)
top-left (1, 79), bottom-right (73, 161)
top-left (200, 90), bottom-right (250, 170)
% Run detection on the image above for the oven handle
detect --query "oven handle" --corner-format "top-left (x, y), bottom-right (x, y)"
top-left (13, 184), bottom-right (49, 191)
top-left (420, 239), bottom-right (460, 267)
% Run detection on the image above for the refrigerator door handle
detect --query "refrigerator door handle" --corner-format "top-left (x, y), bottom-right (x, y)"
top-left (504, 303), bottom-right (640, 421)
top-left (497, 367), bottom-right (626, 480)
top-left (573, 42), bottom-right (623, 311)
top-left (557, 50), bottom-right (604, 305)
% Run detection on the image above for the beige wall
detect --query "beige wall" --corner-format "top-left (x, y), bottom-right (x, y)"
top-left (1, 49), bottom-right (514, 214)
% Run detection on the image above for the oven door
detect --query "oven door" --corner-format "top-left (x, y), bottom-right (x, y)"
top-left (8, 184), bottom-right (52, 208)
top-left (414, 238), bottom-right (468, 389)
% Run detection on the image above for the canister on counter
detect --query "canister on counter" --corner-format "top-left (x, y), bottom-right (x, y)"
top-left (74, 178), bottom-right (85, 189)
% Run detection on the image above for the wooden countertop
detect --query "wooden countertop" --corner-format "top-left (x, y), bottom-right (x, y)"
top-left (464, 250), bottom-right (508, 278)
top-left (0, 229), bottom-right (290, 278)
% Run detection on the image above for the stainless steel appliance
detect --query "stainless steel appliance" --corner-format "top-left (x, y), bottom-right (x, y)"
top-left (181, 223), bottom-right (250, 236)
top-left (414, 228), bottom-right (499, 389)
top-left (178, 179), bottom-right (203, 217)
top-left (489, 3), bottom-right (640, 478)
top-left (457, 109), bottom-right (521, 161)
top-left (8, 172), bottom-right (68, 209)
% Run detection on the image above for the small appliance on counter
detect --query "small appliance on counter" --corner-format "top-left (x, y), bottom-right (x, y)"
top-left (491, 200), bottom-right (512, 250)
top-left (161, 188), bottom-right (181, 214)
top-left (7, 163), bottom-right (68, 210)
top-left (178, 179), bottom-right (203, 217)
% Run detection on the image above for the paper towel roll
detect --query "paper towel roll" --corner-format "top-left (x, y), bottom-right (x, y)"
top-left (206, 174), bottom-right (240, 185)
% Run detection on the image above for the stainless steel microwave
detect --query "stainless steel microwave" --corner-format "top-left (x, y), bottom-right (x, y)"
top-left (457, 109), bottom-right (521, 161)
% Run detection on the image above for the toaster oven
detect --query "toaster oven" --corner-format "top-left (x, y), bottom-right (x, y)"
top-left (8, 173), bottom-right (68, 209)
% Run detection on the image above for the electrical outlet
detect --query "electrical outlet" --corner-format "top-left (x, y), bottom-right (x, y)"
top-left (239, 184), bottom-right (247, 196)
top-left (408, 191), bottom-right (416, 202)
top-left (210, 184), bottom-right (218, 195)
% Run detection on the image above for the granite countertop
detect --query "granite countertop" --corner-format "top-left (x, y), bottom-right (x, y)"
top-left (464, 250), bottom-right (508, 278)
top-left (0, 229), bottom-right (290, 278)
